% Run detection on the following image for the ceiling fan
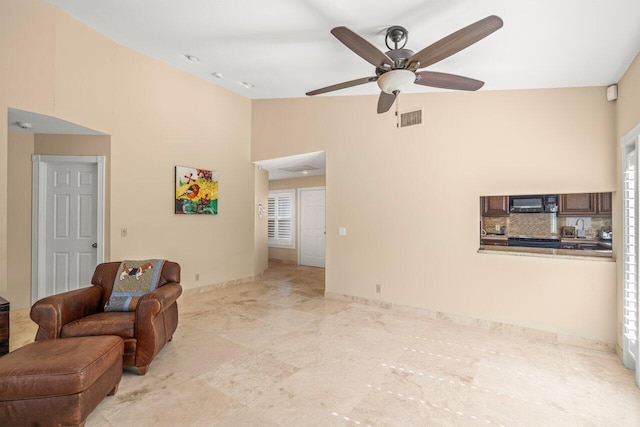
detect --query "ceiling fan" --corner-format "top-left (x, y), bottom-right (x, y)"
top-left (306, 15), bottom-right (503, 114)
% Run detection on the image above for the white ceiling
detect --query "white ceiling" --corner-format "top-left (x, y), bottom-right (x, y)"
top-left (24, 1), bottom-right (640, 180)
top-left (255, 151), bottom-right (325, 181)
top-left (43, 0), bottom-right (640, 100)
top-left (8, 108), bottom-right (104, 135)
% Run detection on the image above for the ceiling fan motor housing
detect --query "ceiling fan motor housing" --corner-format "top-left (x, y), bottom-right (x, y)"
top-left (384, 48), bottom-right (415, 70)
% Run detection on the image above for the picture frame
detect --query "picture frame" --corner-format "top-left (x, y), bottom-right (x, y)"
top-left (561, 226), bottom-right (576, 238)
top-left (175, 166), bottom-right (218, 215)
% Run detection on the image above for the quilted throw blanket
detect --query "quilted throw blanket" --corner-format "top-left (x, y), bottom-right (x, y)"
top-left (104, 259), bottom-right (166, 312)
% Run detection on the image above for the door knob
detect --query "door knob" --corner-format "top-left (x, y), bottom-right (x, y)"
top-left (92, 243), bottom-right (98, 248)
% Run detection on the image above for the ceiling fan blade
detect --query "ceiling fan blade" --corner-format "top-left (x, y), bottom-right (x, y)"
top-left (306, 76), bottom-right (377, 96)
top-left (331, 27), bottom-right (394, 69)
top-left (408, 15), bottom-right (503, 70)
top-left (415, 71), bottom-right (484, 91)
top-left (377, 91), bottom-right (397, 114)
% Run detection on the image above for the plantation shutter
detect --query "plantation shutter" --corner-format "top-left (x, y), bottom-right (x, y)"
top-left (623, 148), bottom-right (639, 375)
top-left (268, 190), bottom-right (295, 248)
top-left (622, 124), bottom-right (640, 388)
top-left (267, 196), bottom-right (276, 240)
top-left (277, 195), bottom-right (292, 241)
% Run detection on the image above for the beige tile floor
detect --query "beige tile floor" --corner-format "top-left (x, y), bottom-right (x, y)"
top-left (9, 263), bottom-right (640, 426)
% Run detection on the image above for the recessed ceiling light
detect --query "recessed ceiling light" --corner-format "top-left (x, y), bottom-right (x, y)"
top-left (212, 72), bottom-right (223, 79)
top-left (279, 165), bottom-right (318, 173)
top-left (16, 121), bottom-right (32, 130)
top-left (241, 82), bottom-right (255, 89)
top-left (184, 54), bottom-right (200, 64)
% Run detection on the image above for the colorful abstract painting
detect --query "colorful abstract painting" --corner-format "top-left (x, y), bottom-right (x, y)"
top-left (175, 166), bottom-right (218, 215)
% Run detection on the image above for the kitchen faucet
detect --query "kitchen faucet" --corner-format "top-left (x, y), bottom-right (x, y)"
top-left (576, 218), bottom-right (586, 238)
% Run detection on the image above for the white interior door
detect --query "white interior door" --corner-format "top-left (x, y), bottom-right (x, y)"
top-left (299, 187), bottom-right (325, 267)
top-left (32, 155), bottom-right (105, 301)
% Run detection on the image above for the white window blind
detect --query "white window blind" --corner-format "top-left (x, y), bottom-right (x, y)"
top-left (268, 190), bottom-right (295, 248)
top-left (622, 123), bottom-right (640, 388)
top-left (622, 151), bottom-right (638, 362)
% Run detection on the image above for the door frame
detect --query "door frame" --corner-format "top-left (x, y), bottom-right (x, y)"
top-left (31, 155), bottom-right (106, 303)
top-left (297, 186), bottom-right (326, 267)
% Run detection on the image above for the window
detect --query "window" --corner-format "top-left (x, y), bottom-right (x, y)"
top-left (268, 189), bottom-right (295, 248)
top-left (622, 124), bottom-right (640, 388)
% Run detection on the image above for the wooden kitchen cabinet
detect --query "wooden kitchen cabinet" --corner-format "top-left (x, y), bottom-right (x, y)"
top-left (0, 297), bottom-right (8, 356)
top-left (597, 192), bottom-right (612, 215)
top-left (558, 192), bottom-right (612, 217)
top-left (482, 196), bottom-right (509, 217)
top-left (558, 193), bottom-right (597, 216)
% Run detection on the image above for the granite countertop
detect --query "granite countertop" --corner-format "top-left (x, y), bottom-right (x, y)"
top-left (480, 235), bottom-right (612, 246)
top-left (478, 244), bottom-right (614, 261)
top-left (479, 234), bottom-right (614, 260)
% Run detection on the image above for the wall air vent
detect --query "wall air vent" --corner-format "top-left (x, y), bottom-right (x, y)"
top-left (397, 109), bottom-right (422, 128)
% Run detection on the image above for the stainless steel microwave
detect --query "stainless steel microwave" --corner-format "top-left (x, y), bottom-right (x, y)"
top-left (510, 195), bottom-right (558, 213)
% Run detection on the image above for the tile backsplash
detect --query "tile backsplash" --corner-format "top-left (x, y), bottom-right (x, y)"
top-left (482, 213), bottom-right (612, 239)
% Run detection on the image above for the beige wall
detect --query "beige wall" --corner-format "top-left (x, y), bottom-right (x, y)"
top-left (617, 52), bottom-right (640, 138)
top-left (1, 0), bottom-right (257, 307)
top-left (7, 130), bottom-right (34, 307)
top-left (0, 0), bottom-right (59, 300)
top-left (254, 166), bottom-right (269, 274)
top-left (253, 88), bottom-right (618, 344)
top-left (1, 0), bottom-right (636, 347)
top-left (268, 175), bottom-right (326, 263)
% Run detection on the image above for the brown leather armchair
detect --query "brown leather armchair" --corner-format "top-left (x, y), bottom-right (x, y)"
top-left (30, 261), bottom-right (182, 375)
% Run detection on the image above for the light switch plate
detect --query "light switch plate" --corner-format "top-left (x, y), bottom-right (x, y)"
top-left (339, 227), bottom-right (347, 236)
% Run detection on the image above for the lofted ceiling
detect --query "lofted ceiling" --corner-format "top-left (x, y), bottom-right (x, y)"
top-left (43, 0), bottom-right (640, 101)
top-left (31, 1), bottom-right (640, 180)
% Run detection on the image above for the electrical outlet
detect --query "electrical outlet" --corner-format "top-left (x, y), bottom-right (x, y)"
top-left (195, 273), bottom-right (200, 281)
top-left (121, 228), bottom-right (127, 238)
top-left (376, 284), bottom-right (381, 293)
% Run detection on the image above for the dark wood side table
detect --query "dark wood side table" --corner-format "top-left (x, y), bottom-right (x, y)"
top-left (0, 297), bottom-right (8, 356)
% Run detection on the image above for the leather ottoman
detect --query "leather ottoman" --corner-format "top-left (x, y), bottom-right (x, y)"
top-left (0, 335), bottom-right (123, 427)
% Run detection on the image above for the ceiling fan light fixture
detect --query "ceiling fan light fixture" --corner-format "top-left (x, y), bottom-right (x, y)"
top-left (377, 69), bottom-right (415, 94)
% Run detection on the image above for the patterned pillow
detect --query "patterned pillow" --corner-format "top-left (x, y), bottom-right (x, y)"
top-left (104, 259), bottom-right (166, 312)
